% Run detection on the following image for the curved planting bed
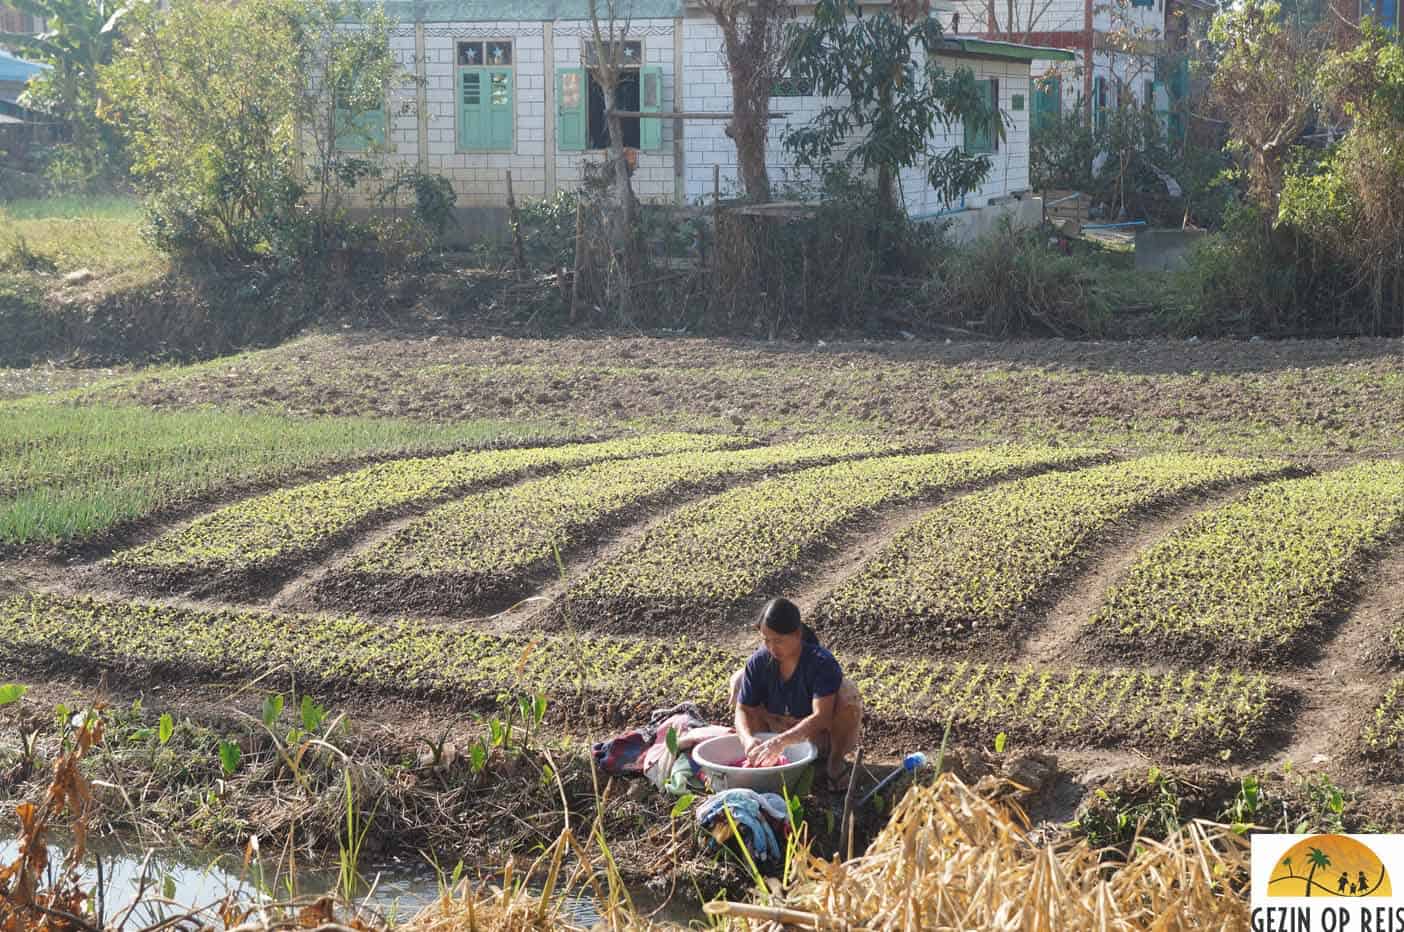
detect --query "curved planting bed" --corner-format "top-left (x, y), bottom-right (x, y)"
top-left (104, 433), bottom-right (740, 599)
top-left (556, 445), bottom-right (1107, 633)
top-left (311, 437), bottom-right (898, 615)
top-left (0, 592), bottom-right (1285, 760)
top-left (1090, 460), bottom-right (1404, 665)
top-left (815, 455), bottom-right (1295, 654)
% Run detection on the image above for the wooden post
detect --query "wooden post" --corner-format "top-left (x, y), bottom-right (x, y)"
top-left (569, 200), bottom-right (585, 323)
top-left (712, 163), bottom-right (721, 263)
top-left (505, 169), bottom-right (527, 281)
top-left (838, 745), bottom-right (864, 862)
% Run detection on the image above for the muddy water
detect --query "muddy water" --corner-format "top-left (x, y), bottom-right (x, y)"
top-left (0, 835), bottom-right (617, 925)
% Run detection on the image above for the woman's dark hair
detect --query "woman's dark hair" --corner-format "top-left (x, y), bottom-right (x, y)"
top-left (758, 597), bottom-right (818, 643)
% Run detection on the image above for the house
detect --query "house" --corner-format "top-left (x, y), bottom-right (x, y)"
top-left (349, 0), bottom-right (1072, 240)
top-left (945, 0), bottom-right (1174, 131)
top-left (0, 47), bottom-right (45, 115)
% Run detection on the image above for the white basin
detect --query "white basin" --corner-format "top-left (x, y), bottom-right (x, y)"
top-left (691, 732), bottom-right (816, 793)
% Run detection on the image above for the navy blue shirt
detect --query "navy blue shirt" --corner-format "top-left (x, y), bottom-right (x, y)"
top-left (737, 640), bottom-right (843, 719)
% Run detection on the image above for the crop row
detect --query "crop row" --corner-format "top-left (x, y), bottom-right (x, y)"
top-left (1091, 460), bottom-right (1404, 664)
top-left (557, 445), bottom-right (1107, 632)
top-left (105, 433), bottom-right (740, 597)
top-left (0, 592), bottom-right (1283, 759)
top-left (815, 455), bottom-right (1295, 653)
top-left (0, 403), bottom-right (553, 548)
top-left (312, 437), bottom-right (899, 614)
top-left (1361, 678), bottom-right (1404, 764)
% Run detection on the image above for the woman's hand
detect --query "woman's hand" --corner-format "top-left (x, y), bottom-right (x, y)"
top-left (746, 735), bottom-right (784, 767)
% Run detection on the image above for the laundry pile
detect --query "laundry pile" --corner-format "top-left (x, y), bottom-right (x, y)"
top-left (591, 702), bottom-right (730, 796)
top-left (591, 704), bottom-right (795, 865)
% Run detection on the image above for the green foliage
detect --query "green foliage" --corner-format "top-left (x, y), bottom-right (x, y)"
top-left (516, 191), bottom-right (581, 270)
top-left (782, 0), bottom-right (992, 213)
top-left (218, 739), bottom-right (241, 775)
top-left (102, 0), bottom-right (401, 260)
top-left (818, 455), bottom-right (1292, 648)
top-left (1363, 678), bottom-right (1404, 759)
top-left (1093, 460), bottom-right (1404, 662)
top-left (106, 433), bottom-right (741, 589)
top-left (320, 436), bottom-right (896, 613)
top-left (927, 219), bottom-right (1109, 337)
top-left (1, 592), bottom-right (1283, 759)
top-left (158, 711), bottom-right (174, 745)
top-left (1074, 767), bottom-right (1186, 848)
top-left (562, 445), bottom-right (1105, 629)
top-left (0, 684), bottom-right (28, 706)
top-left (0, 0), bottom-right (129, 190)
top-left (0, 402), bottom-right (544, 548)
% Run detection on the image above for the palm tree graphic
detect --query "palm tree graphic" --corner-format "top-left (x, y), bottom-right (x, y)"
top-left (1304, 847), bottom-right (1332, 897)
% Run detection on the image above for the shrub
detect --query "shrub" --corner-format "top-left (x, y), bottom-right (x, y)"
top-left (927, 220), bottom-right (1107, 337)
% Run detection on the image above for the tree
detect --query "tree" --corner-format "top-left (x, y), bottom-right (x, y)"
top-left (783, 0), bottom-right (994, 217)
top-left (698, 0), bottom-right (791, 202)
top-left (1208, 0), bottom-right (1325, 212)
top-left (102, 0), bottom-right (399, 258)
top-left (585, 0), bottom-right (642, 316)
top-left (0, 0), bottom-right (129, 188)
top-left (1303, 847), bottom-right (1331, 897)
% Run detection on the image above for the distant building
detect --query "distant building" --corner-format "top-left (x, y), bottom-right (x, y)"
top-left (331, 0), bottom-right (1072, 239)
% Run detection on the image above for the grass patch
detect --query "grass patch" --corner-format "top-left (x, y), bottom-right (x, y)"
top-left (0, 198), bottom-right (162, 284)
top-left (0, 592), bottom-right (1285, 759)
top-left (558, 445), bottom-right (1107, 632)
top-left (0, 404), bottom-right (562, 548)
top-left (1091, 460), bottom-right (1404, 664)
top-left (314, 436), bottom-right (900, 614)
top-left (105, 432), bottom-right (742, 598)
top-left (816, 454), bottom-right (1296, 652)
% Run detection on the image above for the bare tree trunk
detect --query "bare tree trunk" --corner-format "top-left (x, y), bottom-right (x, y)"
top-left (728, 65), bottom-right (772, 203)
top-left (704, 0), bottom-right (787, 204)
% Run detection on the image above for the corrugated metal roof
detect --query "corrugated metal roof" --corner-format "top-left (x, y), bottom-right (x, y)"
top-left (0, 49), bottom-right (48, 83)
top-left (942, 36), bottom-right (1077, 61)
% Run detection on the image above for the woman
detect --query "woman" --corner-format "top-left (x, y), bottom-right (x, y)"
top-left (729, 597), bottom-right (863, 785)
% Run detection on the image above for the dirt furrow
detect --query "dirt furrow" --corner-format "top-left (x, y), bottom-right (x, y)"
top-left (1269, 541), bottom-right (1404, 775)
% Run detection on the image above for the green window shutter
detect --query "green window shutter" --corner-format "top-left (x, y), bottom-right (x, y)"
top-left (488, 68), bottom-right (513, 151)
top-left (335, 108), bottom-right (384, 151)
top-left (557, 68), bottom-right (586, 151)
top-left (460, 69), bottom-right (485, 150)
top-left (639, 64), bottom-right (664, 150)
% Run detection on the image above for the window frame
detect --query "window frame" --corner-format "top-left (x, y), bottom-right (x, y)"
top-left (964, 77), bottom-right (999, 155)
top-left (456, 38), bottom-right (516, 154)
top-left (578, 39), bottom-right (652, 154)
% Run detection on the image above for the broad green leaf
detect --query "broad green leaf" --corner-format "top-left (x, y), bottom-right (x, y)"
top-left (0, 684), bottom-right (27, 706)
top-left (219, 740), bottom-right (241, 775)
top-left (261, 693), bottom-right (284, 728)
top-left (670, 793), bottom-right (696, 818)
top-left (158, 712), bottom-right (174, 746)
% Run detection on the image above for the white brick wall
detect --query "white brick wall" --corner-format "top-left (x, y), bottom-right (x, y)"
top-left (683, 17), bottom-right (1032, 213)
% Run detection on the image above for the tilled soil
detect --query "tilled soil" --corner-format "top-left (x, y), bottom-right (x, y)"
top-left (87, 332), bottom-right (1404, 456)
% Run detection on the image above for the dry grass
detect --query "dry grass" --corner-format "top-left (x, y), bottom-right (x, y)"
top-left (712, 772), bottom-right (1250, 932)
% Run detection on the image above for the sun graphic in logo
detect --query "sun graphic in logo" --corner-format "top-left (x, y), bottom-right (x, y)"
top-left (1268, 835), bottom-right (1391, 898)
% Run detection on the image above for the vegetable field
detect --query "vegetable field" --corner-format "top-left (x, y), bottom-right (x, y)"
top-left (816, 455), bottom-right (1296, 652)
top-left (0, 592), bottom-right (1285, 759)
top-left (2, 389), bottom-right (1402, 787)
top-left (312, 436), bottom-right (898, 614)
top-left (557, 445), bottom-right (1107, 632)
top-left (1091, 461), bottom-right (1404, 663)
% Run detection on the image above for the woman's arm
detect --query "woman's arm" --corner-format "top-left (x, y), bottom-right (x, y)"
top-left (747, 693), bottom-right (836, 764)
top-left (735, 700), bottom-right (766, 751)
